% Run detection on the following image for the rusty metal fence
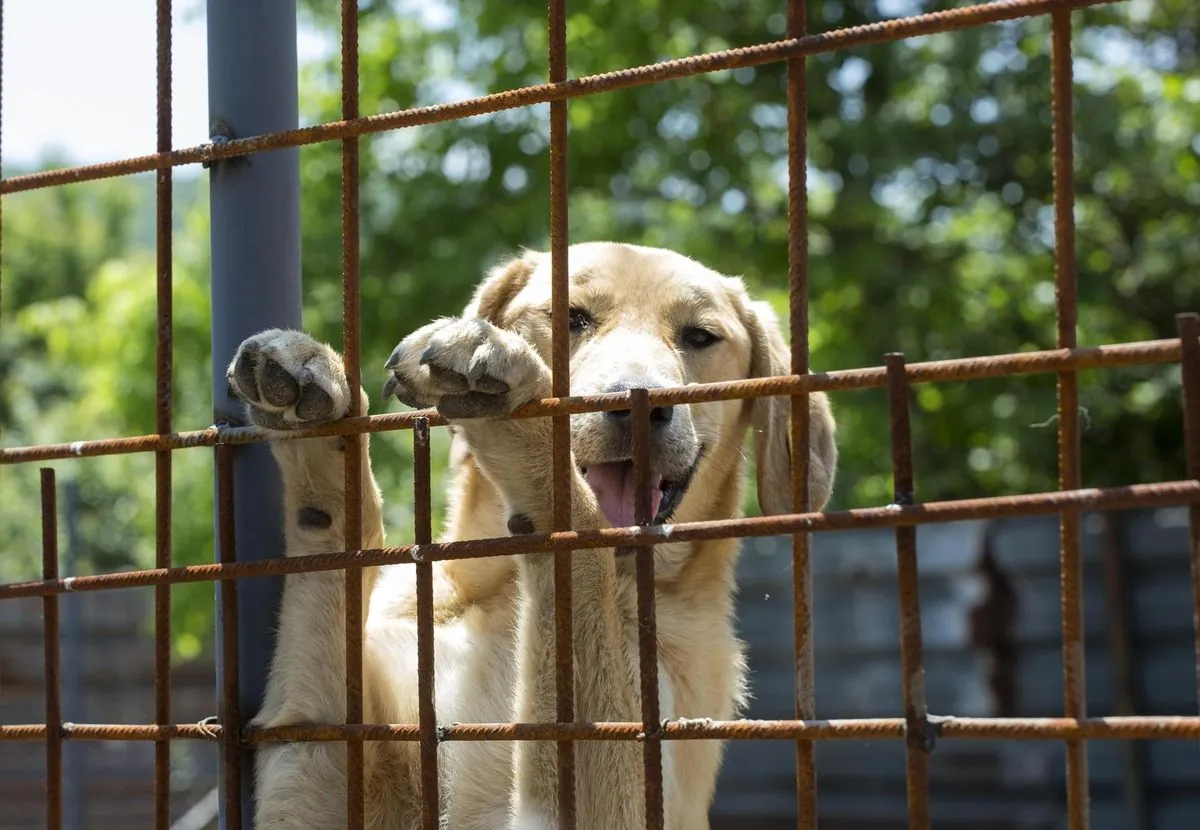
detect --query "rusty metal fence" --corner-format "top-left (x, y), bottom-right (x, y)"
top-left (2, 0), bottom-right (1199, 829)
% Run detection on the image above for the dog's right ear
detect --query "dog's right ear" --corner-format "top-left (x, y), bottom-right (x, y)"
top-left (732, 284), bottom-right (838, 516)
top-left (463, 251), bottom-right (541, 324)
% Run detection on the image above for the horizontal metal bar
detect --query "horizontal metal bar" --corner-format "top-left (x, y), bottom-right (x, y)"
top-left (1, 724), bottom-right (223, 741)
top-left (0, 338), bottom-right (1181, 466)
top-left (4, 716), bottom-right (1198, 743)
top-left (1, 480), bottom-right (1195, 600)
top-left (0, 0), bottom-right (1114, 196)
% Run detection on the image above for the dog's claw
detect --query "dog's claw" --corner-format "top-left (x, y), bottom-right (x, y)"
top-left (382, 375), bottom-right (400, 401)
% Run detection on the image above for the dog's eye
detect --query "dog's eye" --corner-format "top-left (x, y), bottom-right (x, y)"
top-left (568, 308), bottom-right (593, 334)
top-left (681, 326), bottom-right (721, 349)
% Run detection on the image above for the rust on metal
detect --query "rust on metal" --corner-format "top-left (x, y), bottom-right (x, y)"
top-left (547, 0), bottom-right (577, 823)
top-left (0, 0), bottom-right (1114, 196)
top-left (42, 469), bottom-right (63, 830)
top-left (1177, 313), bottom-right (1200, 711)
top-left (217, 446), bottom-right (242, 830)
top-left (247, 714), bottom-right (1200, 743)
top-left (413, 418), bottom-right (440, 828)
top-left (5, 715), bottom-right (1200, 745)
top-left (885, 355), bottom-right (931, 829)
top-left (340, 2), bottom-right (367, 826)
top-left (1051, 10), bottom-right (1089, 829)
top-left (1, 338), bottom-right (1184, 466)
top-left (786, 2), bottom-right (817, 825)
top-left (1, 723), bottom-right (228, 742)
top-left (2, 481), bottom-right (1198, 602)
top-left (154, 2), bottom-right (175, 826)
top-left (630, 390), bottom-right (664, 828)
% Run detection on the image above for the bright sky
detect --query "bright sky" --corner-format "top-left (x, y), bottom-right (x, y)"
top-left (3, 0), bottom-right (329, 169)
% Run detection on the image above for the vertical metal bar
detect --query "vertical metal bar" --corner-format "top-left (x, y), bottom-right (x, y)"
top-left (42, 469), bottom-right (63, 830)
top-left (154, 2), bottom-right (175, 827)
top-left (547, 0), bottom-right (576, 824)
top-left (206, 2), bottom-right (302, 826)
top-left (414, 418), bottom-right (440, 828)
top-left (1176, 313), bottom-right (1200, 712)
top-left (339, 2), bottom-right (365, 827)
top-left (885, 355), bottom-right (931, 829)
top-left (1051, 10), bottom-right (1089, 829)
top-left (786, 1), bottom-right (817, 827)
top-left (630, 390), bottom-right (663, 829)
top-left (217, 446), bottom-right (242, 830)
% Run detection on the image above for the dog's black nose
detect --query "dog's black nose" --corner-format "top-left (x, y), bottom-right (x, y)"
top-left (603, 380), bottom-right (674, 427)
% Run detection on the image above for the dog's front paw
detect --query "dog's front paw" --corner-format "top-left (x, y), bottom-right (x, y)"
top-left (383, 318), bottom-right (550, 420)
top-left (227, 329), bottom-right (352, 431)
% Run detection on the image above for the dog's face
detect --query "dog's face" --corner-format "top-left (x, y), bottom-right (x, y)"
top-left (464, 241), bottom-right (836, 530)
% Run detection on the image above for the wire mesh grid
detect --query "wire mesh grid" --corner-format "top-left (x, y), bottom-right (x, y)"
top-left (1, 1), bottom-right (1199, 829)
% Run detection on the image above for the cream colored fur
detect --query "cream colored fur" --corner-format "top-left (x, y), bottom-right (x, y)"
top-left (226, 242), bottom-right (837, 829)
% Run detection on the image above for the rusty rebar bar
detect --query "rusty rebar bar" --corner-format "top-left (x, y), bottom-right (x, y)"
top-left (1, 724), bottom-right (231, 742)
top-left (340, 2), bottom-right (367, 826)
top-left (786, 2), bottom-right (817, 826)
top-left (0, 0), bottom-right (1115, 196)
top-left (242, 714), bottom-right (1200, 743)
top-left (2, 338), bottom-right (1184, 466)
top-left (2, 481), bottom-right (1196, 602)
top-left (629, 390), bottom-right (664, 829)
top-left (413, 418), bottom-right (440, 828)
top-left (1051, 10), bottom-right (1089, 828)
top-left (153, 3), bottom-right (174, 826)
top-left (885, 356), bottom-right (930, 828)
top-left (7, 716), bottom-right (1200, 745)
top-left (547, 0), bottom-right (576, 823)
top-left (1178, 313), bottom-right (1200, 712)
top-left (42, 469), bottom-right (63, 830)
top-left (217, 446), bottom-right (242, 830)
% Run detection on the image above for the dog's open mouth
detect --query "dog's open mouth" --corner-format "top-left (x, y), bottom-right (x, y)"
top-left (579, 458), bottom-right (697, 528)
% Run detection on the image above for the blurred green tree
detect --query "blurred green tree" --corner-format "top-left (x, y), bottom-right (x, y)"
top-left (295, 0), bottom-right (1198, 507)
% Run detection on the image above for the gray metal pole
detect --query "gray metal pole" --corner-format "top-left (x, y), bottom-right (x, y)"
top-left (206, 2), bottom-right (302, 827)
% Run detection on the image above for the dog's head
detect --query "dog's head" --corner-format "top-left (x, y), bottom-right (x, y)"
top-left (462, 241), bottom-right (837, 532)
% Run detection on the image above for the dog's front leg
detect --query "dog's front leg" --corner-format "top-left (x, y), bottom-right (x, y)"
top-left (468, 421), bottom-right (645, 830)
top-left (228, 330), bottom-right (388, 829)
top-left (386, 319), bottom-right (647, 829)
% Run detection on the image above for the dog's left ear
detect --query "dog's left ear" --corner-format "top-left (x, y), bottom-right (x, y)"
top-left (450, 251), bottom-right (541, 469)
top-left (736, 290), bottom-right (838, 515)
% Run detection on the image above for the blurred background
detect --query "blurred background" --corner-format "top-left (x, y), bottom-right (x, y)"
top-left (1, 0), bottom-right (1198, 827)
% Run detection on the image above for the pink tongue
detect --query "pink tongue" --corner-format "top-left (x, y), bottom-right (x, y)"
top-left (584, 462), bottom-right (663, 528)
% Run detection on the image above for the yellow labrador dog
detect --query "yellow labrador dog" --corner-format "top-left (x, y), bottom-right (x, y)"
top-left (226, 242), bottom-right (837, 829)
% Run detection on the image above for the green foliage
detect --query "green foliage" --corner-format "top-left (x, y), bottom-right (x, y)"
top-left (3, 0), bottom-right (1197, 656)
top-left (1, 180), bottom-right (217, 656)
top-left (294, 0), bottom-right (1197, 506)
